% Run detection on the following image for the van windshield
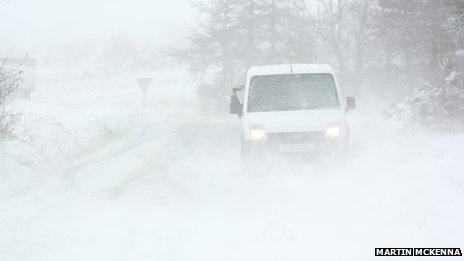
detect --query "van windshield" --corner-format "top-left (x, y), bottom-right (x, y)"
top-left (247, 73), bottom-right (340, 113)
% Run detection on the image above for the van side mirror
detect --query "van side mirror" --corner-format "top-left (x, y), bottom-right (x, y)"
top-left (230, 86), bottom-right (244, 115)
top-left (346, 97), bottom-right (356, 111)
top-left (230, 94), bottom-right (242, 115)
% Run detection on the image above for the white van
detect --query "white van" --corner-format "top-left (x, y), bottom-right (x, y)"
top-left (230, 64), bottom-right (356, 158)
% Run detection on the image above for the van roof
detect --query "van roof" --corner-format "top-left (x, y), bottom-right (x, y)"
top-left (247, 64), bottom-right (334, 79)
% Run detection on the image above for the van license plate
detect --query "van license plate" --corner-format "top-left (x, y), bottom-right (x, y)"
top-left (278, 143), bottom-right (315, 153)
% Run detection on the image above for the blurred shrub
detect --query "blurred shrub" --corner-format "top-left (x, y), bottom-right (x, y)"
top-left (385, 81), bottom-right (464, 130)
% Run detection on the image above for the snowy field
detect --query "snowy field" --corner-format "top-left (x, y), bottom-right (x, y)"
top-left (1, 67), bottom-right (463, 260)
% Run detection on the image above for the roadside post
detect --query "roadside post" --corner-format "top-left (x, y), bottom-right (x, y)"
top-left (136, 78), bottom-right (152, 107)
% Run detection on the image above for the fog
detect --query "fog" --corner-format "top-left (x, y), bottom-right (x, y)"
top-left (0, 0), bottom-right (193, 52)
top-left (1, 0), bottom-right (463, 260)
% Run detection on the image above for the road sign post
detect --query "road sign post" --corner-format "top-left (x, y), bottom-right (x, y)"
top-left (136, 78), bottom-right (152, 107)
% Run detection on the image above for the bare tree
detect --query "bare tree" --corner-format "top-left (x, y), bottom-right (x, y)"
top-left (317, 0), bottom-right (348, 80)
top-left (0, 59), bottom-right (21, 139)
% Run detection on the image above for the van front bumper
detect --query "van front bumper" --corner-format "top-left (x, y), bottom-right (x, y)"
top-left (242, 131), bottom-right (350, 156)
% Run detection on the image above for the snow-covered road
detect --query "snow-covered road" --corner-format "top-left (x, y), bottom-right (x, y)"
top-left (0, 68), bottom-right (463, 260)
top-left (1, 114), bottom-right (463, 261)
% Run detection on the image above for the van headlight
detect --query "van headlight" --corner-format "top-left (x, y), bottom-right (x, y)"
top-left (325, 124), bottom-right (341, 138)
top-left (250, 124), bottom-right (267, 141)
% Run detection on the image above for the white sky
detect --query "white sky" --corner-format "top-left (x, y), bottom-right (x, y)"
top-left (0, 0), bottom-right (194, 54)
top-left (1, 0), bottom-right (319, 56)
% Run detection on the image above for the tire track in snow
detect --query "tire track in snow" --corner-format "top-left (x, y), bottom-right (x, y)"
top-left (61, 121), bottom-right (185, 189)
top-left (60, 119), bottom-right (239, 198)
top-left (102, 120), bottom-right (240, 200)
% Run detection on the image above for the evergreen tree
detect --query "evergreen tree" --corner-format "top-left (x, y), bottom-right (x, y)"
top-left (174, 0), bottom-right (315, 112)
